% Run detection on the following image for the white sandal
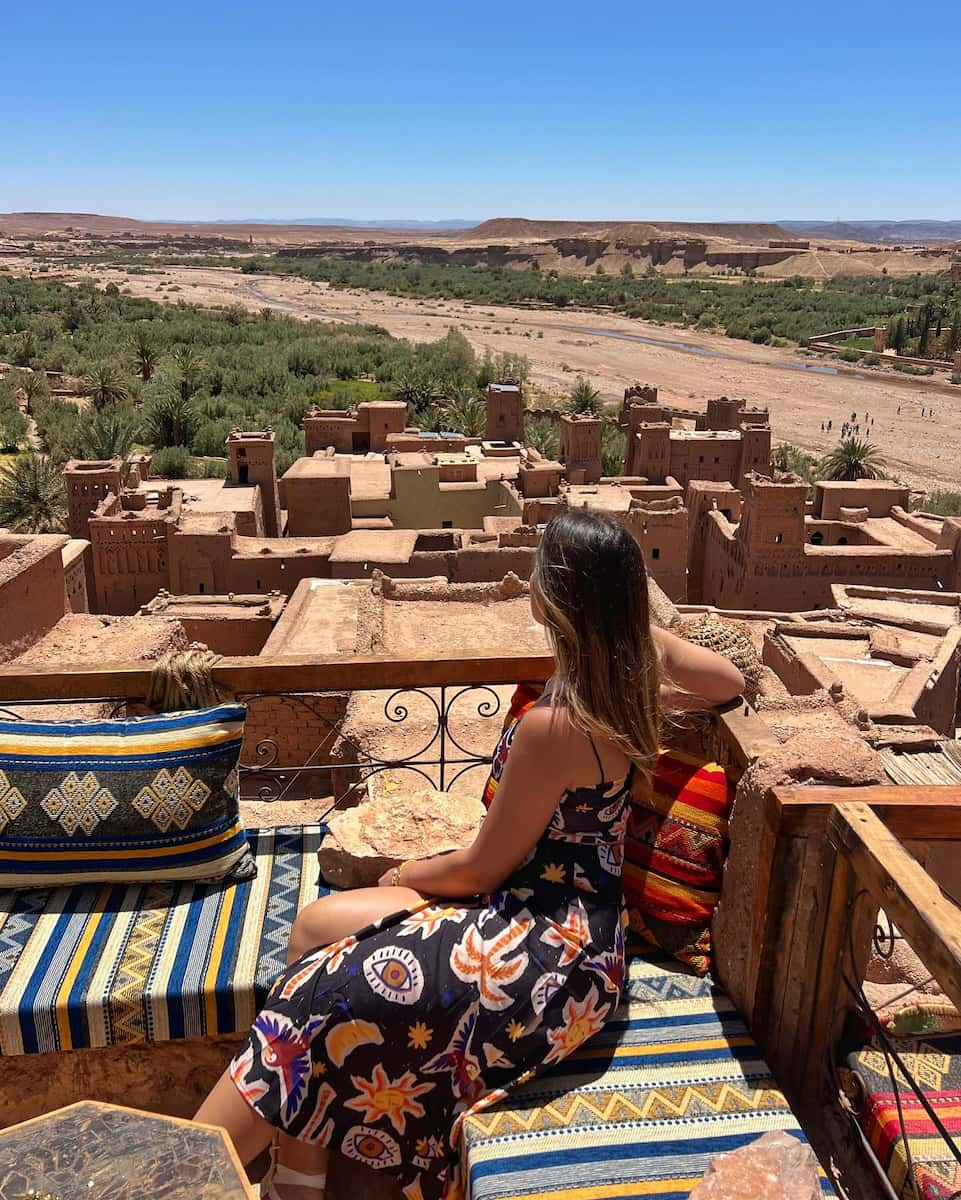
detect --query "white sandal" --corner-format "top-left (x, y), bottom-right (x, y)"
top-left (260, 1141), bottom-right (327, 1199)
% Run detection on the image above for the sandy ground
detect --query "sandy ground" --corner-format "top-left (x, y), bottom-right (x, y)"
top-left (10, 257), bottom-right (961, 494)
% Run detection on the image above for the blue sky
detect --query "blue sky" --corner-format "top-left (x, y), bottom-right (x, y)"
top-left (4, 0), bottom-right (959, 222)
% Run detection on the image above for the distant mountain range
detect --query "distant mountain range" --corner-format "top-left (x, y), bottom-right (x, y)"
top-left (206, 217), bottom-right (479, 230)
top-left (780, 220), bottom-right (961, 244)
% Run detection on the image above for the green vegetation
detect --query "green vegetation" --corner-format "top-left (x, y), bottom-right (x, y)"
top-left (0, 378), bottom-right (30, 451)
top-left (601, 423), bottom-right (625, 477)
top-left (0, 453), bottom-right (67, 532)
top-left (918, 491), bottom-right (961, 517)
top-left (773, 443), bottom-right (819, 484)
top-left (819, 437), bottom-right (887, 482)
top-left (0, 275), bottom-right (528, 472)
top-left (524, 415), bottom-right (560, 461)
top-left (568, 378), bottom-right (601, 415)
top-left (240, 255), bottom-right (959, 347)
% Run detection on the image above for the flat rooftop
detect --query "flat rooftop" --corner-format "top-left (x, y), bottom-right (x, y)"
top-left (347, 458), bottom-right (392, 500)
top-left (263, 579), bottom-right (365, 656)
top-left (169, 478), bottom-right (260, 515)
top-left (565, 485), bottom-right (633, 513)
top-left (283, 457), bottom-right (350, 479)
top-left (143, 592), bottom-right (287, 622)
top-left (14, 614), bottom-right (188, 667)
top-left (328, 529), bottom-right (418, 564)
top-left (671, 429), bottom-right (741, 441)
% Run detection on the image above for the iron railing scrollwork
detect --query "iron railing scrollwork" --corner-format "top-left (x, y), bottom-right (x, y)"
top-left (235, 685), bottom-right (503, 818)
top-left (828, 889), bottom-right (961, 1200)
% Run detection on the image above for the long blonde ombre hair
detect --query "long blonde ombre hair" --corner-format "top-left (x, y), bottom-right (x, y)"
top-left (532, 509), bottom-right (660, 777)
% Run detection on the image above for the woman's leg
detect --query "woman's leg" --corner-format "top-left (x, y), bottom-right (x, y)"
top-left (287, 885), bottom-right (425, 964)
top-left (196, 887), bottom-right (429, 1189)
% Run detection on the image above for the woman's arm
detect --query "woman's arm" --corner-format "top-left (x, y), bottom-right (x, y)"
top-left (381, 706), bottom-right (570, 898)
top-left (654, 626), bottom-right (745, 708)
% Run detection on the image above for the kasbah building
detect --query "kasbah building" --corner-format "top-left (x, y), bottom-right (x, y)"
top-left (4, 379), bottom-right (961, 796)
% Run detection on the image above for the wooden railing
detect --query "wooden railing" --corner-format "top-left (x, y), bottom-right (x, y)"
top-left (746, 785), bottom-right (961, 1200)
top-left (0, 651), bottom-right (775, 800)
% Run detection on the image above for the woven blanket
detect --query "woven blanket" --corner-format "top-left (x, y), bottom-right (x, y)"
top-left (461, 952), bottom-right (835, 1200)
top-left (844, 1036), bottom-right (961, 1200)
top-left (0, 826), bottom-right (326, 1055)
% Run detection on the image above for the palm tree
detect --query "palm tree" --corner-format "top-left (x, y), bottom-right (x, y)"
top-left (143, 389), bottom-right (199, 449)
top-left (819, 437), bottom-right (887, 482)
top-left (568, 377), bottom-right (601, 416)
top-left (13, 331), bottom-right (37, 368)
top-left (0, 454), bottom-right (67, 533)
top-left (524, 415), bottom-right (560, 461)
top-left (132, 329), bottom-right (158, 383)
top-left (170, 345), bottom-right (204, 403)
top-left (77, 403), bottom-right (141, 461)
top-left (443, 391), bottom-right (486, 438)
top-left (601, 423), bottom-right (625, 477)
top-left (773, 443), bottom-right (818, 483)
top-left (83, 364), bottom-right (129, 410)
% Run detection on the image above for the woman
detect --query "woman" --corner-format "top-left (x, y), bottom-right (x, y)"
top-left (196, 510), bottom-right (744, 1200)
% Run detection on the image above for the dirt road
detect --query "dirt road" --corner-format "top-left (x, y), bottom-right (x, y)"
top-left (15, 258), bottom-right (961, 494)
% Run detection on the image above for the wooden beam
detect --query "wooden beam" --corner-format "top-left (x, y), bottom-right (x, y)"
top-left (0, 651), bottom-right (557, 700)
top-left (715, 699), bottom-right (780, 768)
top-left (831, 802), bottom-right (961, 1013)
top-left (773, 785), bottom-right (961, 839)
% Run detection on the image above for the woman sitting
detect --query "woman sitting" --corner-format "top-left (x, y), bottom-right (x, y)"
top-left (196, 509), bottom-right (744, 1200)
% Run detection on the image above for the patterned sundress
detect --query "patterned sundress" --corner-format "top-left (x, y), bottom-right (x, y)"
top-left (230, 709), bottom-right (633, 1200)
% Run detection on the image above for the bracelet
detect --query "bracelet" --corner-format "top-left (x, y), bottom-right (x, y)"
top-left (391, 859), bottom-right (413, 887)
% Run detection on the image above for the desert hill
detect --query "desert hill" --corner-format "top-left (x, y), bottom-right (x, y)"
top-left (782, 219), bottom-right (961, 245)
top-left (462, 218), bottom-right (792, 244)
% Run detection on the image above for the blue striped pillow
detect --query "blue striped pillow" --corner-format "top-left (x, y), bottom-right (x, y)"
top-left (0, 703), bottom-right (254, 888)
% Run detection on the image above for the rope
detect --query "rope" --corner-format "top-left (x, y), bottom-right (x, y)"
top-left (146, 648), bottom-right (228, 712)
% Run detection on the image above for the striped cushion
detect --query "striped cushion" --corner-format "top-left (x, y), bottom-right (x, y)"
top-left (623, 751), bottom-right (735, 976)
top-left (0, 826), bottom-right (325, 1053)
top-left (460, 952), bottom-right (837, 1199)
top-left (844, 1035), bottom-right (961, 1200)
top-left (0, 704), bottom-right (253, 888)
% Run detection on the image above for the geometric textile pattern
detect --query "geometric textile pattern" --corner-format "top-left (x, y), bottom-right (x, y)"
top-left (0, 703), bottom-right (252, 888)
top-left (460, 951), bottom-right (838, 1200)
top-left (844, 1034), bottom-right (961, 1200)
top-left (0, 770), bottom-right (26, 833)
top-left (0, 825), bottom-right (324, 1054)
top-left (132, 767), bottom-right (211, 833)
top-left (41, 771), bottom-right (118, 836)
top-left (624, 748), bottom-right (736, 975)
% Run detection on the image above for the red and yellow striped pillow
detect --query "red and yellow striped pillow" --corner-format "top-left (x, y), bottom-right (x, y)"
top-left (624, 750), bottom-right (735, 975)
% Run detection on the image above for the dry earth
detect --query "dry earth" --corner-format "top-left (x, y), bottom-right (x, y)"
top-left (9, 257), bottom-right (961, 494)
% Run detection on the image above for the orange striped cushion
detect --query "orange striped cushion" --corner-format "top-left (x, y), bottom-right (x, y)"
top-left (624, 750), bottom-right (735, 975)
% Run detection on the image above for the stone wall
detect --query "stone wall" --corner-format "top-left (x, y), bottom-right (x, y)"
top-left (0, 535), bottom-right (70, 663)
top-left (241, 693), bottom-right (350, 800)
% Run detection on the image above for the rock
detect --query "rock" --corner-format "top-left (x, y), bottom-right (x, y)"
top-left (318, 772), bottom-right (486, 888)
top-left (688, 1131), bottom-right (822, 1200)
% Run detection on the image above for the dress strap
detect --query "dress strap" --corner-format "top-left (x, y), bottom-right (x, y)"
top-left (587, 734), bottom-right (606, 783)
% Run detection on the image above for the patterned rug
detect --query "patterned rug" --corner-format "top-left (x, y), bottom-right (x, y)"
top-left (0, 826), bottom-right (326, 1054)
top-left (0, 830), bottom-right (835, 1198)
top-left (461, 953), bottom-right (836, 1200)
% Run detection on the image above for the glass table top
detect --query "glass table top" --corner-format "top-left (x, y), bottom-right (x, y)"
top-left (0, 1101), bottom-right (254, 1200)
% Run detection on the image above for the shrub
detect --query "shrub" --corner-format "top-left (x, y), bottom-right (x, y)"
top-left (150, 445), bottom-right (192, 477)
top-left (919, 490), bottom-right (961, 516)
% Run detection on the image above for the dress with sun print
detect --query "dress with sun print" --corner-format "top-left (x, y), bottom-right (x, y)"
top-left (231, 712), bottom-right (633, 1200)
